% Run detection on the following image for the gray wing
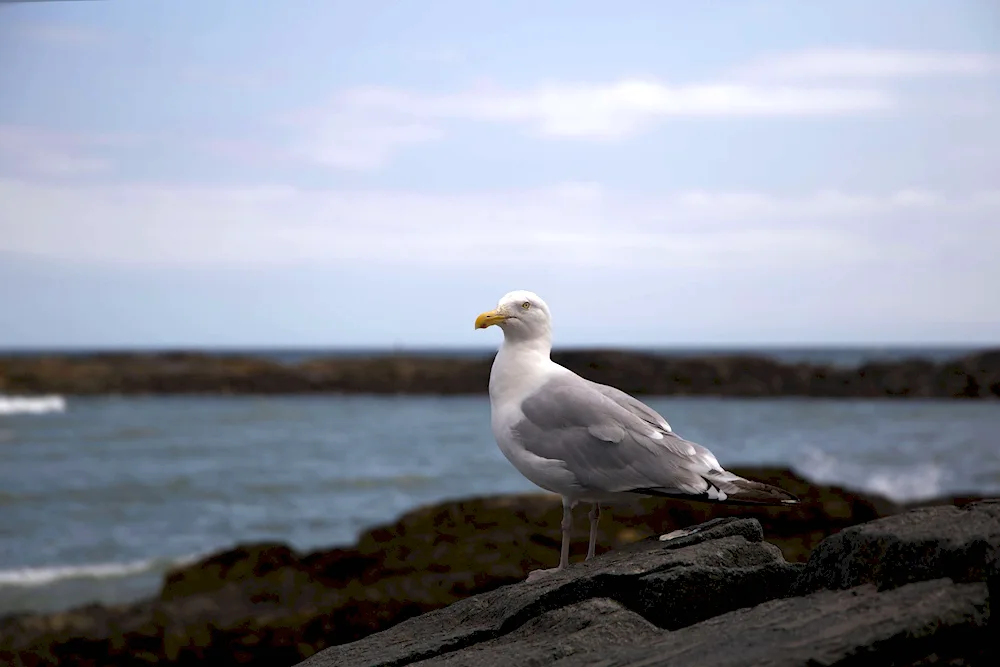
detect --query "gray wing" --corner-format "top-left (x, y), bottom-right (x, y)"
top-left (586, 380), bottom-right (673, 433)
top-left (514, 373), bottom-right (729, 499)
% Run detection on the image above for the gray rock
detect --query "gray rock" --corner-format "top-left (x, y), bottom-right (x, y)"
top-left (8, 501), bottom-right (997, 667)
top-left (411, 598), bottom-right (663, 667)
top-left (298, 518), bottom-right (801, 667)
top-left (794, 500), bottom-right (1000, 594)
top-left (550, 579), bottom-right (991, 667)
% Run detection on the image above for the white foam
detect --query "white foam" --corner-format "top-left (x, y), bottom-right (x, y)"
top-left (0, 395), bottom-right (67, 416)
top-left (0, 553), bottom-right (201, 588)
top-left (865, 465), bottom-right (945, 503)
top-left (797, 447), bottom-right (946, 503)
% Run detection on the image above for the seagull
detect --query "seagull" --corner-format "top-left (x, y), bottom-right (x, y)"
top-left (475, 290), bottom-right (799, 581)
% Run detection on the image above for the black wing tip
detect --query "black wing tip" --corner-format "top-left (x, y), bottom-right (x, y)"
top-left (728, 478), bottom-right (801, 506)
top-left (629, 483), bottom-right (801, 507)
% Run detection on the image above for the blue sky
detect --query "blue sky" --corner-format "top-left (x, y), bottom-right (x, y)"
top-left (1, 0), bottom-right (998, 348)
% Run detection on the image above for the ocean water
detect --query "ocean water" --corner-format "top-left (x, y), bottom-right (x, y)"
top-left (2, 392), bottom-right (1000, 617)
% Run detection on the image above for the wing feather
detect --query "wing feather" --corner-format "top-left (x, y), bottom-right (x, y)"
top-left (515, 375), bottom-right (722, 497)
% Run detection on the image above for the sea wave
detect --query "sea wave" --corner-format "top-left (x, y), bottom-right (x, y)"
top-left (0, 395), bottom-right (66, 416)
top-left (0, 553), bottom-right (200, 588)
top-left (797, 448), bottom-right (946, 503)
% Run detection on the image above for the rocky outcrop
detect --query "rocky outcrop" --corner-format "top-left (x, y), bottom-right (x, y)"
top-left (301, 505), bottom-right (999, 667)
top-left (300, 518), bottom-right (801, 667)
top-left (1, 349), bottom-right (998, 397)
top-left (378, 579), bottom-right (989, 667)
top-left (0, 472), bottom-right (994, 667)
top-left (793, 500), bottom-right (1000, 594)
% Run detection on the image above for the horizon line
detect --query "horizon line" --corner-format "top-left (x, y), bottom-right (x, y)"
top-left (0, 342), bottom-right (989, 353)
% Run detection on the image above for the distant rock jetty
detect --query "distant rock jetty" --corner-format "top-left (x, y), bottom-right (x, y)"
top-left (1, 468), bottom-right (996, 666)
top-left (1, 348), bottom-right (998, 397)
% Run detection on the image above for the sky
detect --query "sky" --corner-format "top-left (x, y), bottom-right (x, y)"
top-left (0, 0), bottom-right (998, 349)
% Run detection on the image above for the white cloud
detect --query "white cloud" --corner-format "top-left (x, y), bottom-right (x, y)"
top-left (3, 177), bottom-right (996, 342)
top-left (450, 81), bottom-right (893, 135)
top-left (739, 49), bottom-right (1000, 80)
top-left (1, 179), bottom-right (996, 281)
top-left (0, 126), bottom-right (117, 176)
top-left (283, 48), bottom-right (1000, 170)
top-left (294, 78), bottom-right (893, 168)
top-left (293, 112), bottom-right (444, 170)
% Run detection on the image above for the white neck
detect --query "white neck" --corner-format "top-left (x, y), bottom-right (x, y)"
top-left (502, 331), bottom-right (552, 357)
top-left (488, 334), bottom-right (554, 405)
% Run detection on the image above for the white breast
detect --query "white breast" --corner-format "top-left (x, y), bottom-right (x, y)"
top-left (487, 348), bottom-right (579, 496)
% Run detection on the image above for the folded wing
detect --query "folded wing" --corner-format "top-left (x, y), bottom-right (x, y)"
top-left (514, 374), bottom-right (798, 505)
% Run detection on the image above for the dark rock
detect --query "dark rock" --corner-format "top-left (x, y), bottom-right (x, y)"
top-left (160, 543), bottom-right (300, 601)
top-left (298, 542), bottom-right (994, 667)
top-left (794, 500), bottom-right (1000, 594)
top-left (955, 350), bottom-right (1000, 398)
top-left (853, 359), bottom-right (938, 397)
top-left (562, 579), bottom-right (988, 667)
top-left (297, 518), bottom-right (801, 667)
top-left (409, 598), bottom-right (662, 667)
top-left (347, 466), bottom-right (899, 573)
top-left (1, 348), bottom-right (997, 398)
top-left (0, 473), bottom-right (992, 667)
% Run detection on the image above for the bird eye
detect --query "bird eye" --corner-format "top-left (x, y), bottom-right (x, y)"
top-left (521, 301), bottom-right (531, 310)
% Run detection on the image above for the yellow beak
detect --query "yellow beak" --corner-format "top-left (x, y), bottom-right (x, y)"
top-left (475, 309), bottom-right (508, 329)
